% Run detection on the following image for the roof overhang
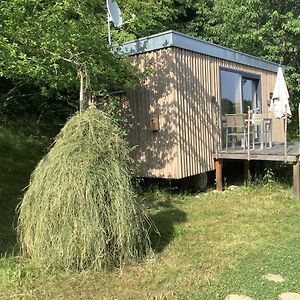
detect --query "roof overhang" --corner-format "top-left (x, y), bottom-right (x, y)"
top-left (120, 30), bottom-right (280, 73)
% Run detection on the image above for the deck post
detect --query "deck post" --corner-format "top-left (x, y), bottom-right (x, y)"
top-left (284, 106), bottom-right (288, 162)
top-left (215, 158), bottom-right (223, 191)
top-left (247, 107), bottom-right (251, 160)
top-left (244, 160), bottom-right (250, 182)
top-left (293, 157), bottom-right (300, 198)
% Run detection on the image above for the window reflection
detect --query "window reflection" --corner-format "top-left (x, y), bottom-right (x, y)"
top-left (221, 70), bottom-right (260, 115)
top-left (221, 70), bottom-right (241, 114)
top-left (242, 78), bottom-right (258, 113)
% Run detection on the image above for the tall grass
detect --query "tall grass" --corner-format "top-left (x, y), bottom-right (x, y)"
top-left (18, 108), bottom-right (151, 271)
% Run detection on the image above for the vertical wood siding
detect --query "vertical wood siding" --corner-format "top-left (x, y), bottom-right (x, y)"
top-left (124, 47), bottom-right (280, 179)
top-left (123, 48), bottom-right (180, 178)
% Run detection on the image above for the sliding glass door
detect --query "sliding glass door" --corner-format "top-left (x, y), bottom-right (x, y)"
top-left (221, 69), bottom-right (260, 115)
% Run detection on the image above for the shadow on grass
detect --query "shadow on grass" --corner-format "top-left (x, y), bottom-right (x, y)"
top-left (137, 180), bottom-right (188, 253)
top-left (150, 207), bottom-right (187, 252)
top-left (0, 151), bottom-right (43, 255)
top-left (0, 122), bottom-right (53, 256)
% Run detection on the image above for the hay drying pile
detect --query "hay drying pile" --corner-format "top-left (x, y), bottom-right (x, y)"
top-left (18, 108), bottom-right (151, 271)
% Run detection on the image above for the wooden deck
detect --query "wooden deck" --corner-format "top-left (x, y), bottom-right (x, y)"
top-left (214, 142), bottom-right (300, 198)
top-left (215, 142), bottom-right (300, 162)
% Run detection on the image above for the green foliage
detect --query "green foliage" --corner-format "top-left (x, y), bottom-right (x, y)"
top-left (0, 0), bottom-right (299, 130)
top-left (0, 115), bottom-right (54, 257)
top-left (0, 0), bottom-right (141, 116)
top-left (0, 0), bottom-right (135, 89)
top-left (118, 0), bottom-right (174, 38)
top-left (185, 0), bottom-right (300, 135)
top-left (18, 107), bottom-right (152, 271)
top-left (262, 167), bottom-right (276, 189)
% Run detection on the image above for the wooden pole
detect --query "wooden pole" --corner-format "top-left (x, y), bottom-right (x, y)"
top-left (215, 98), bottom-right (219, 159)
top-left (244, 160), bottom-right (250, 182)
top-left (247, 106), bottom-right (251, 160)
top-left (79, 71), bottom-right (84, 113)
top-left (298, 103), bottom-right (300, 141)
top-left (293, 157), bottom-right (300, 199)
top-left (284, 104), bottom-right (287, 162)
top-left (215, 159), bottom-right (223, 192)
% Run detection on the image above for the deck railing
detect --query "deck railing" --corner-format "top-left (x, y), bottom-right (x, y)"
top-left (216, 106), bottom-right (289, 162)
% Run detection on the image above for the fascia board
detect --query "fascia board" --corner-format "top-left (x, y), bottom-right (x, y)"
top-left (120, 30), bottom-right (280, 73)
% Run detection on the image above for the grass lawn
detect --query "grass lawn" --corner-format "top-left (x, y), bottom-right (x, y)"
top-left (1, 120), bottom-right (300, 299)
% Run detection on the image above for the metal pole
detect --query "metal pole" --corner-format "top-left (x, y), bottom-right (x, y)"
top-left (107, 13), bottom-right (112, 45)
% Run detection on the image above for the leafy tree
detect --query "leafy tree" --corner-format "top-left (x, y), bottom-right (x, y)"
top-left (0, 0), bottom-right (140, 115)
top-left (175, 0), bottom-right (300, 133)
top-left (206, 1), bottom-right (300, 132)
top-left (118, 0), bottom-right (167, 37)
top-left (1, 0), bottom-right (299, 127)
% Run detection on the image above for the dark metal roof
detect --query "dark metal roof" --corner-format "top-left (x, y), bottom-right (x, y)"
top-left (120, 30), bottom-right (280, 73)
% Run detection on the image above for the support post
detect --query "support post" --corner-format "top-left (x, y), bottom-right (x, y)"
top-left (298, 103), bottom-right (300, 140)
top-left (79, 70), bottom-right (84, 113)
top-left (215, 159), bottom-right (223, 192)
top-left (284, 104), bottom-right (287, 162)
top-left (244, 160), bottom-right (250, 182)
top-left (293, 157), bottom-right (300, 198)
top-left (213, 97), bottom-right (219, 159)
top-left (247, 106), bottom-right (251, 160)
top-left (107, 13), bottom-right (112, 45)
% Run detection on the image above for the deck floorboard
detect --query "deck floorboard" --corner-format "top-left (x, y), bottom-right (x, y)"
top-left (215, 142), bottom-right (300, 162)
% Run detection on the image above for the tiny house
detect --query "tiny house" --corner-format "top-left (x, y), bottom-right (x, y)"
top-left (120, 30), bottom-right (285, 184)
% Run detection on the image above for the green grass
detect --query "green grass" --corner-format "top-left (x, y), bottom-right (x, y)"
top-left (0, 119), bottom-right (54, 255)
top-left (1, 119), bottom-right (300, 299)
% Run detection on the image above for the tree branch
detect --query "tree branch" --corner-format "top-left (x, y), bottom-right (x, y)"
top-left (0, 81), bottom-right (24, 102)
top-left (42, 48), bottom-right (85, 66)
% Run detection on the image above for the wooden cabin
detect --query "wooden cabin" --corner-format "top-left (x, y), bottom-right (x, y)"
top-left (120, 30), bottom-right (287, 186)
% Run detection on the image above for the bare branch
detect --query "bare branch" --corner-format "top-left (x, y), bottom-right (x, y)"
top-left (0, 81), bottom-right (24, 103)
top-left (69, 51), bottom-right (85, 60)
top-left (42, 48), bottom-right (83, 66)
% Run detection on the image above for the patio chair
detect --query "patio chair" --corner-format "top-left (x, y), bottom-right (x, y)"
top-left (225, 114), bottom-right (247, 150)
top-left (251, 113), bottom-right (272, 149)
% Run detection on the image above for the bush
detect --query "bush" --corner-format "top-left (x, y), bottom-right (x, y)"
top-left (18, 107), bottom-right (151, 271)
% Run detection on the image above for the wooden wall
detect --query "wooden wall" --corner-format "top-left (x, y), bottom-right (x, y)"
top-left (122, 48), bottom-right (180, 178)
top-left (123, 47), bottom-right (281, 179)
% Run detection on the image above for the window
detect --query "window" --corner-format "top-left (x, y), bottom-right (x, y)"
top-left (221, 69), bottom-right (260, 115)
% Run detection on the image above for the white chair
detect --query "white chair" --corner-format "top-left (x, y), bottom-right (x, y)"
top-left (251, 113), bottom-right (272, 149)
top-left (225, 114), bottom-right (247, 150)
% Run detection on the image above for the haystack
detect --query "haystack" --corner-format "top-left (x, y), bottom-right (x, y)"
top-left (18, 107), bottom-right (151, 271)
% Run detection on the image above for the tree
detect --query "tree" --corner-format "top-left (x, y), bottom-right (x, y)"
top-left (0, 0), bottom-right (140, 115)
top-left (117, 0), bottom-right (174, 38)
top-left (1, 0), bottom-right (299, 126)
top-left (206, 0), bottom-right (300, 132)
top-left (173, 0), bottom-right (300, 133)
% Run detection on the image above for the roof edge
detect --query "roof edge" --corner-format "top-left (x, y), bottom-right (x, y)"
top-left (120, 30), bottom-right (175, 55)
top-left (120, 30), bottom-right (280, 73)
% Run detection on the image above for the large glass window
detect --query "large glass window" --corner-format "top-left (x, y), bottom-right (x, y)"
top-left (221, 70), bottom-right (260, 115)
top-left (221, 71), bottom-right (241, 114)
